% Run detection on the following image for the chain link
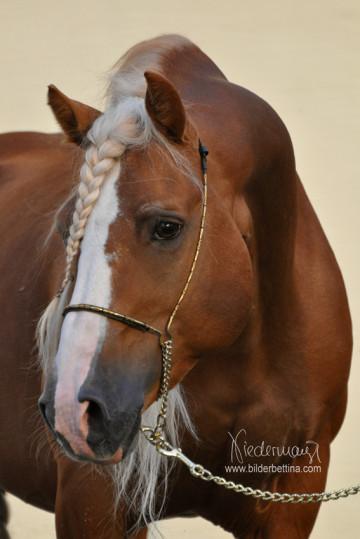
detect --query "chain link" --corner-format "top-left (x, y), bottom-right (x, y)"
top-left (140, 339), bottom-right (173, 452)
top-left (185, 460), bottom-right (360, 503)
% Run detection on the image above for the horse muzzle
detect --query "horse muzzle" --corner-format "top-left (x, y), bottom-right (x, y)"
top-left (39, 366), bottom-right (145, 464)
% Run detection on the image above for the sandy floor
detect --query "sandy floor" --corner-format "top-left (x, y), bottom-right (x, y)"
top-left (1, 0), bottom-right (359, 537)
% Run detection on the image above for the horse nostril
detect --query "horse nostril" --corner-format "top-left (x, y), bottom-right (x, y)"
top-left (83, 399), bottom-right (108, 445)
top-left (87, 400), bottom-right (102, 423)
top-left (87, 400), bottom-right (104, 429)
top-left (39, 400), bottom-right (46, 419)
top-left (77, 384), bottom-right (143, 459)
top-left (38, 398), bottom-right (55, 434)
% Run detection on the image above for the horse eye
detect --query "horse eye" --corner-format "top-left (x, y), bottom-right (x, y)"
top-left (153, 221), bottom-right (182, 241)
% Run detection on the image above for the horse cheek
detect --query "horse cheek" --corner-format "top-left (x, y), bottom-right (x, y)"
top-left (205, 243), bottom-right (253, 347)
top-left (181, 232), bottom-right (253, 354)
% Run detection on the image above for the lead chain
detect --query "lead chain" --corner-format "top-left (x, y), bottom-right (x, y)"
top-left (144, 427), bottom-right (360, 504)
top-left (140, 339), bottom-right (173, 451)
top-left (188, 462), bottom-right (360, 504)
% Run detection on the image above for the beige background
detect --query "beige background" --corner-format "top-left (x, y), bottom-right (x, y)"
top-left (1, 0), bottom-right (359, 537)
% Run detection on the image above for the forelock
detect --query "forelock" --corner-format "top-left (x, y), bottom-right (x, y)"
top-left (88, 97), bottom-right (155, 152)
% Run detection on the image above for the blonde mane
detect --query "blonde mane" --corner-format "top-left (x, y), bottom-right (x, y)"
top-left (37, 37), bottom-right (197, 533)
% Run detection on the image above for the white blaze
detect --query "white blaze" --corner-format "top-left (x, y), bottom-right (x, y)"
top-left (54, 171), bottom-right (120, 452)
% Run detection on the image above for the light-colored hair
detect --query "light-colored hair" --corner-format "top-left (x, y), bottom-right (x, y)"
top-left (110, 386), bottom-right (196, 532)
top-left (37, 37), bottom-right (199, 533)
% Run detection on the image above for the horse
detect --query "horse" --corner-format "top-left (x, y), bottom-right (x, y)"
top-left (0, 34), bottom-right (352, 538)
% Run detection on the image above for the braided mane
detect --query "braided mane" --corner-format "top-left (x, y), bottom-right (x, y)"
top-left (37, 36), bottom-right (196, 532)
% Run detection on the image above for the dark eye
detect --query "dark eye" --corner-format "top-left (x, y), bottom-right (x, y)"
top-left (153, 221), bottom-right (183, 241)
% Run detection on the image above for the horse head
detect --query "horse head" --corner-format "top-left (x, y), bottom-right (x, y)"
top-left (38, 70), bottom-right (253, 465)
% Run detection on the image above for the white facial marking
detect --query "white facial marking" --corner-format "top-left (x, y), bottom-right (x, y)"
top-left (54, 171), bottom-right (120, 453)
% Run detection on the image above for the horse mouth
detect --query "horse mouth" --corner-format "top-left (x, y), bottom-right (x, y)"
top-left (55, 430), bottom-right (139, 465)
top-left (39, 397), bottom-right (142, 464)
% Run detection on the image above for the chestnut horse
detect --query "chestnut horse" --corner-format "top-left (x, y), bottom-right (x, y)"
top-left (0, 35), bottom-right (352, 538)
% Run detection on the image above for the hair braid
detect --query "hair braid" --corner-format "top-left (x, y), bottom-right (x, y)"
top-left (37, 136), bottom-right (125, 370)
top-left (61, 140), bottom-right (125, 291)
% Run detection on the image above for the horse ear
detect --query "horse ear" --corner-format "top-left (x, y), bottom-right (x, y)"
top-left (47, 85), bottom-right (102, 145)
top-left (144, 71), bottom-right (189, 142)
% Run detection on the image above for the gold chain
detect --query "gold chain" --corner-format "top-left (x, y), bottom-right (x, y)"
top-left (140, 339), bottom-right (173, 449)
top-left (158, 440), bottom-right (360, 503)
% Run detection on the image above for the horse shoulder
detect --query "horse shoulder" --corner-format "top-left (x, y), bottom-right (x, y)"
top-left (203, 81), bottom-right (351, 435)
